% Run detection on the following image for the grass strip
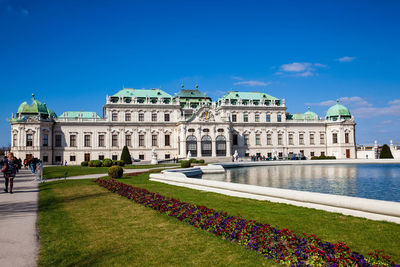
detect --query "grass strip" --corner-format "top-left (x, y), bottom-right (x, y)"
top-left (37, 179), bottom-right (275, 266)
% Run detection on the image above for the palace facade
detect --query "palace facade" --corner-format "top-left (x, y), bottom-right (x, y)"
top-left (10, 86), bottom-right (356, 164)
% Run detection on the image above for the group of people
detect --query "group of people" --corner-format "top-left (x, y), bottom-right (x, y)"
top-left (24, 157), bottom-right (40, 174)
top-left (1, 152), bottom-right (19, 194)
top-left (250, 155), bottom-right (274, 161)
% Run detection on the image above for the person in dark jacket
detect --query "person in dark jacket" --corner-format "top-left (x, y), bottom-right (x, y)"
top-left (2, 152), bottom-right (17, 193)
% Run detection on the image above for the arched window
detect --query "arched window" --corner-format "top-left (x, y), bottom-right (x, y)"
top-left (216, 135), bottom-right (226, 156)
top-left (186, 135), bottom-right (197, 157)
top-left (201, 135), bottom-right (212, 157)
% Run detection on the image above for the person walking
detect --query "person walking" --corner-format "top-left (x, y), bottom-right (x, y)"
top-left (2, 152), bottom-right (17, 193)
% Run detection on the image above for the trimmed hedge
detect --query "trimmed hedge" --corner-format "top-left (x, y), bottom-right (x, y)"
top-left (108, 166), bottom-right (124, 179)
top-left (113, 160), bottom-right (125, 166)
top-left (102, 158), bottom-right (113, 167)
top-left (311, 155), bottom-right (336, 160)
top-left (180, 160), bottom-right (191, 168)
top-left (121, 146), bottom-right (132, 165)
top-left (80, 161), bottom-right (88, 167)
top-left (380, 144), bottom-right (394, 159)
top-left (88, 160), bottom-right (103, 167)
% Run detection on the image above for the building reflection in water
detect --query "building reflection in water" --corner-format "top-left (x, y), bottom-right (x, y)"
top-left (202, 164), bottom-right (400, 202)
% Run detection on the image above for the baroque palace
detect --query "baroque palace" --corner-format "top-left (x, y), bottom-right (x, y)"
top-left (10, 86), bottom-right (356, 164)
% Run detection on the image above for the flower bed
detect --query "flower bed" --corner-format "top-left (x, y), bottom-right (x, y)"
top-left (94, 178), bottom-right (395, 266)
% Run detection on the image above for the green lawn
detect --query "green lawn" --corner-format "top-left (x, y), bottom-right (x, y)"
top-left (37, 172), bottom-right (400, 266)
top-left (42, 164), bottom-right (179, 179)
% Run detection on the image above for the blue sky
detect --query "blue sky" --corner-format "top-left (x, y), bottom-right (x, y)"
top-left (1, 0), bottom-right (400, 146)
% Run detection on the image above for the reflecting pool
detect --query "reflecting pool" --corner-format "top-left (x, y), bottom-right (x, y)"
top-left (201, 164), bottom-right (400, 202)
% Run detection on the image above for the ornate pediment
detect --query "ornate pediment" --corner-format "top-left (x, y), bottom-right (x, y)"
top-left (199, 109), bottom-right (215, 122)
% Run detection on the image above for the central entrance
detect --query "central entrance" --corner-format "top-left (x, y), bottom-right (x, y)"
top-left (186, 135), bottom-right (197, 157)
top-left (201, 135), bottom-right (212, 157)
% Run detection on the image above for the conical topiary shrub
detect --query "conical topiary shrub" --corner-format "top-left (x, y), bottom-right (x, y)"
top-left (379, 144), bottom-right (394, 159)
top-left (120, 146), bottom-right (132, 165)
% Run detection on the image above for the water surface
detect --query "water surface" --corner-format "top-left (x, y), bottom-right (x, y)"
top-left (201, 164), bottom-right (400, 202)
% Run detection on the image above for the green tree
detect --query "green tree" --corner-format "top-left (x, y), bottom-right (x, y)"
top-left (379, 144), bottom-right (394, 159)
top-left (120, 146), bottom-right (132, 165)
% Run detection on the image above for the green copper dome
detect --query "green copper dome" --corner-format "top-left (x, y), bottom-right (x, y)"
top-left (17, 94), bottom-right (48, 115)
top-left (326, 100), bottom-right (351, 120)
top-left (15, 94), bottom-right (57, 120)
top-left (304, 107), bottom-right (319, 120)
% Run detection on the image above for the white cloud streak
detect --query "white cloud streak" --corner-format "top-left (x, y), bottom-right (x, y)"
top-left (277, 62), bottom-right (326, 77)
top-left (233, 80), bottom-right (272, 87)
top-left (336, 56), bottom-right (356, 62)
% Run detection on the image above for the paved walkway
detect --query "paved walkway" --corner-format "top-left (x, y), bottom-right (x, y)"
top-left (0, 169), bottom-right (39, 267)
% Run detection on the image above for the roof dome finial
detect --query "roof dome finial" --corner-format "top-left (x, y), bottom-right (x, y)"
top-left (181, 83), bottom-right (184, 89)
top-left (32, 93), bottom-right (35, 100)
top-left (336, 99), bottom-right (340, 104)
top-left (195, 83), bottom-right (199, 89)
top-left (308, 106), bottom-right (310, 111)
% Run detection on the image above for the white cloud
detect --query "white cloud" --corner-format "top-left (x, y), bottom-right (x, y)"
top-left (233, 80), bottom-right (272, 87)
top-left (277, 62), bottom-right (326, 77)
top-left (388, 99), bottom-right (400, 105)
top-left (336, 56), bottom-right (356, 62)
top-left (21, 9), bottom-right (29, 15)
top-left (306, 96), bottom-right (371, 107)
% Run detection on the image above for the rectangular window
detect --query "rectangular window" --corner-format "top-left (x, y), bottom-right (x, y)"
top-left (139, 113), bottom-right (144, 122)
top-left (289, 133), bottom-right (294, 145)
top-left (233, 134), bottom-right (238, 146)
top-left (267, 152), bottom-right (272, 158)
top-left (139, 135), bottom-right (145, 147)
top-left (255, 134), bottom-right (261, 145)
top-left (320, 133), bottom-right (325, 145)
top-left (165, 154), bottom-right (170, 159)
top-left (266, 114), bottom-right (271, 122)
top-left (98, 155), bottom-right (104, 160)
top-left (112, 134), bottom-right (118, 147)
top-left (125, 112), bottom-right (131, 121)
top-left (310, 133), bottom-right (315, 145)
top-left (267, 133), bottom-right (272, 145)
top-left (232, 114), bottom-right (237, 122)
top-left (165, 134), bottom-right (170, 146)
top-left (112, 113), bottom-right (118, 121)
top-left (55, 156), bottom-right (62, 162)
top-left (164, 113), bottom-right (170, 122)
top-left (70, 135), bottom-right (76, 147)
top-left (345, 133), bottom-right (349, 143)
top-left (255, 114), bottom-right (260, 122)
top-left (333, 133), bottom-right (338, 144)
top-left (125, 135), bottom-right (131, 147)
top-left (321, 151), bottom-right (325, 156)
top-left (310, 152), bottom-right (315, 157)
top-left (277, 114), bottom-right (282, 122)
top-left (13, 134), bottom-right (17, 147)
top-left (84, 135), bottom-right (91, 147)
top-left (244, 134), bottom-right (249, 145)
top-left (152, 113), bottom-right (157, 122)
top-left (152, 135), bottom-right (158, 146)
top-left (55, 135), bottom-right (62, 147)
top-left (43, 156), bottom-right (48, 162)
top-left (278, 134), bottom-right (283, 145)
top-left (243, 114), bottom-right (249, 122)
top-left (70, 155), bottom-right (76, 162)
top-left (26, 134), bottom-right (33, 146)
top-left (42, 134), bottom-right (48, 147)
top-left (139, 154), bottom-right (144, 160)
top-left (299, 133), bottom-right (304, 145)
top-left (278, 152), bottom-right (283, 158)
top-left (112, 155), bottom-right (118, 161)
top-left (98, 135), bottom-right (105, 147)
